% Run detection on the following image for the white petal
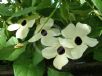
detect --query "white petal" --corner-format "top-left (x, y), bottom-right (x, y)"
top-left (42, 47), bottom-right (57, 59)
top-left (28, 33), bottom-right (41, 42)
top-left (76, 22), bottom-right (91, 36)
top-left (65, 48), bottom-right (73, 58)
top-left (47, 28), bottom-right (61, 36)
top-left (41, 36), bottom-right (59, 46)
top-left (83, 36), bottom-right (98, 47)
top-left (7, 24), bottom-right (20, 31)
top-left (16, 26), bottom-right (29, 39)
top-left (59, 38), bottom-right (74, 48)
top-left (53, 54), bottom-right (68, 70)
top-left (41, 17), bottom-right (54, 29)
top-left (70, 44), bottom-right (88, 59)
top-left (61, 23), bottom-right (76, 38)
top-left (35, 18), bottom-right (54, 34)
top-left (27, 19), bottom-right (35, 28)
top-left (35, 24), bottom-right (42, 34)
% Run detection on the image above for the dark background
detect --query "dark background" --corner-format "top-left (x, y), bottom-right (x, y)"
top-left (0, 60), bottom-right (102, 76)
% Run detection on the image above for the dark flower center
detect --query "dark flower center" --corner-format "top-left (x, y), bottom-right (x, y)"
top-left (21, 20), bottom-right (27, 26)
top-left (41, 29), bottom-right (47, 36)
top-left (75, 36), bottom-right (82, 45)
top-left (57, 46), bottom-right (65, 55)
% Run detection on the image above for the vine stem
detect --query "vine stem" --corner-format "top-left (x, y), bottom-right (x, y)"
top-left (38, 2), bottom-right (60, 32)
top-left (85, 0), bottom-right (102, 20)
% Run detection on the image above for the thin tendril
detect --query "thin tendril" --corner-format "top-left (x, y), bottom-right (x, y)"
top-left (38, 2), bottom-right (60, 32)
top-left (86, 0), bottom-right (102, 20)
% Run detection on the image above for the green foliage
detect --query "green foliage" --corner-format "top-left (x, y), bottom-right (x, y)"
top-left (0, 30), bottom-right (26, 61)
top-left (33, 46), bottom-right (44, 66)
top-left (36, 0), bottom-right (51, 9)
top-left (0, 28), bottom-right (7, 49)
top-left (0, 46), bottom-right (26, 61)
top-left (11, 7), bottom-right (36, 18)
top-left (93, 36), bottom-right (102, 61)
top-left (91, 0), bottom-right (102, 13)
top-left (0, 4), bottom-right (13, 16)
top-left (6, 36), bottom-right (18, 46)
top-left (94, 50), bottom-right (102, 61)
top-left (13, 50), bottom-right (45, 76)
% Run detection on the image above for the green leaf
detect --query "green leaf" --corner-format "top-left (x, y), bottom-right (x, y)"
top-left (21, 0), bottom-right (32, 7)
top-left (68, 13), bottom-right (76, 21)
top-left (0, 45), bottom-right (26, 61)
top-left (32, 0), bottom-right (41, 6)
top-left (6, 36), bottom-right (18, 47)
top-left (7, 46), bottom-right (26, 61)
top-left (14, 60), bottom-right (35, 76)
top-left (94, 50), bottom-right (102, 61)
top-left (13, 53), bottom-right (45, 76)
top-left (0, 4), bottom-right (13, 16)
top-left (60, 0), bottom-right (69, 23)
top-left (91, 0), bottom-right (102, 13)
top-left (11, 7), bottom-right (36, 18)
top-left (36, 0), bottom-right (51, 9)
top-left (48, 68), bottom-right (73, 76)
top-left (90, 26), bottom-right (102, 37)
top-left (33, 46), bottom-right (44, 66)
top-left (0, 28), bottom-right (7, 49)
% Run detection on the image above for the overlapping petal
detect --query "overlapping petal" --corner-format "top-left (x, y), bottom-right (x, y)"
top-left (7, 24), bottom-right (20, 31)
top-left (61, 23), bottom-right (76, 38)
top-left (41, 17), bottom-right (54, 29)
top-left (35, 17), bottom-right (54, 34)
top-left (69, 44), bottom-right (88, 59)
top-left (27, 19), bottom-right (35, 28)
top-left (83, 36), bottom-right (99, 47)
top-left (53, 54), bottom-right (68, 70)
top-left (16, 26), bottom-right (29, 39)
top-left (59, 38), bottom-right (74, 48)
top-left (41, 36), bottom-right (59, 46)
top-left (28, 33), bottom-right (42, 42)
top-left (42, 46), bottom-right (57, 59)
top-left (47, 28), bottom-right (60, 36)
top-left (76, 22), bottom-right (91, 36)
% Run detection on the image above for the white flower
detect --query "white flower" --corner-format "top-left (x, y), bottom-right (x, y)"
top-left (0, 0), bottom-right (8, 4)
top-left (0, 0), bottom-right (15, 4)
top-left (61, 22), bottom-right (99, 59)
top-left (28, 17), bottom-right (60, 42)
top-left (80, 0), bottom-right (86, 4)
top-left (7, 19), bottom-right (35, 39)
top-left (41, 36), bottom-right (74, 70)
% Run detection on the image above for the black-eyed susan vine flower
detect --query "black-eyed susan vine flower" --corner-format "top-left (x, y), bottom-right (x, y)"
top-left (41, 36), bottom-right (74, 70)
top-left (61, 22), bottom-right (98, 59)
top-left (28, 17), bottom-right (60, 42)
top-left (7, 19), bottom-right (35, 39)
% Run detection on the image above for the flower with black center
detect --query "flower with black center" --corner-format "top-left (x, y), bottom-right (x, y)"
top-left (28, 17), bottom-right (60, 42)
top-left (7, 19), bottom-right (35, 39)
top-left (41, 36), bottom-right (74, 70)
top-left (61, 22), bottom-right (99, 59)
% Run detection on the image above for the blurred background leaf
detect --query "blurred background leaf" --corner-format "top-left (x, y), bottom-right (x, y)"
top-left (48, 68), bottom-right (73, 76)
top-left (91, 0), bottom-right (102, 13)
